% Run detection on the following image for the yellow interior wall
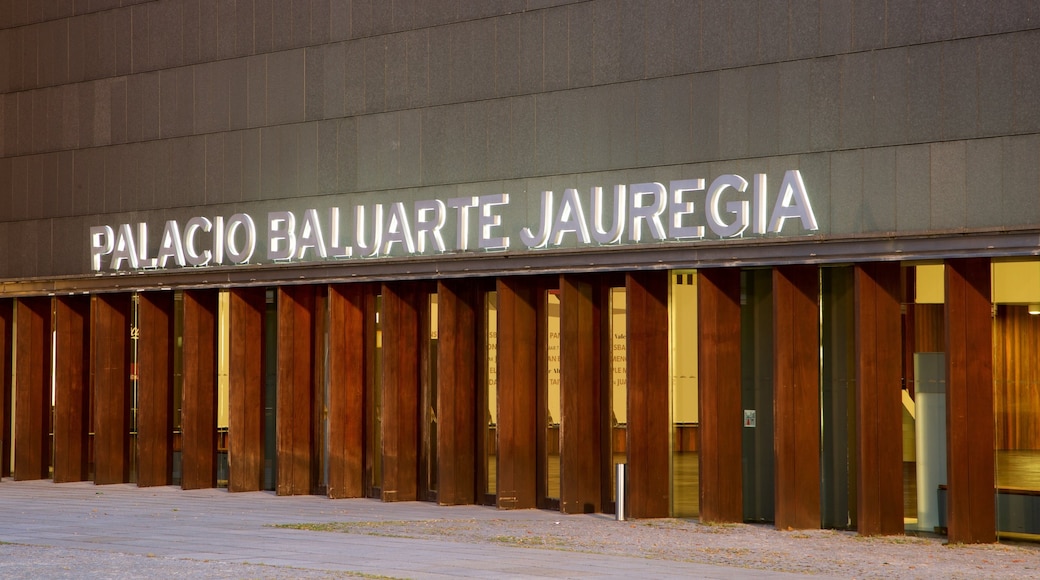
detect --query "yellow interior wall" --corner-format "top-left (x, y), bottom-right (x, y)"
top-left (547, 292), bottom-right (561, 424)
top-left (670, 273), bottom-right (698, 423)
top-left (610, 288), bottom-right (627, 425)
top-left (217, 290), bottom-right (230, 429)
top-left (915, 264), bottom-right (945, 304)
top-left (992, 260), bottom-right (1040, 304)
top-left (487, 293), bottom-right (498, 424)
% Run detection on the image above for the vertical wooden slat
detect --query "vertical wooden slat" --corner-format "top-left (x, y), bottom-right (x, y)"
top-left (0, 299), bottom-right (11, 478)
top-left (312, 286), bottom-right (329, 495)
top-left (328, 283), bottom-right (369, 499)
top-left (773, 265), bottom-right (821, 530)
top-left (14, 297), bottom-right (51, 480)
top-left (854, 263), bottom-right (904, 535)
top-left (698, 268), bottom-right (743, 523)
top-left (626, 271), bottom-right (670, 518)
top-left (436, 279), bottom-right (479, 506)
top-left (380, 282), bottom-right (421, 502)
top-left (137, 292), bottom-right (174, 487)
top-left (559, 274), bottom-right (603, 514)
top-left (181, 290), bottom-right (218, 490)
top-left (53, 296), bottom-right (90, 483)
top-left (496, 277), bottom-right (538, 509)
top-left (276, 285), bottom-right (317, 496)
top-left (228, 288), bottom-right (266, 492)
top-left (945, 258), bottom-right (996, 544)
top-left (93, 294), bottom-right (132, 485)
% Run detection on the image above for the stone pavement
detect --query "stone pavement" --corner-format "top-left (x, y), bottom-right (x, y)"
top-left (0, 478), bottom-right (813, 579)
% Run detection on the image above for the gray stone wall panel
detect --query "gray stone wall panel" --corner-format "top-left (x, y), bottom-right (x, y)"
top-left (690, 71), bottom-right (720, 163)
top-left (862, 147), bottom-right (897, 233)
top-left (810, 57), bottom-right (840, 151)
top-left (1002, 134), bottom-right (1040, 227)
top-left (941, 39), bottom-right (978, 141)
top-left (567, 2), bottom-right (594, 88)
top-left (872, 47), bottom-right (907, 147)
top-left (1013, 30), bottom-right (1040, 134)
top-left (905, 43), bottom-right (942, 144)
top-left (895, 144), bottom-right (930, 232)
top-left (829, 149), bottom-right (863, 234)
top-left (976, 35), bottom-right (1014, 137)
top-left (929, 141), bottom-right (967, 230)
top-left (591, 0), bottom-right (620, 84)
top-left (788, 0), bottom-right (820, 60)
top-left (965, 138), bottom-right (1004, 229)
top-left (543, 7), bottom-right (569, 92)
top-left (159, 66), bottom-right (195, 138)
top-left (717, 69), bottom-right (749, 160)
top-left (840, 52), bottom-right (875, 149)
top-left (195, 61), bottom-right (232, 134)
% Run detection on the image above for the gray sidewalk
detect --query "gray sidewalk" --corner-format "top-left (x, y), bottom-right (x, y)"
top-left (0, 479), bottom-right (812, 579)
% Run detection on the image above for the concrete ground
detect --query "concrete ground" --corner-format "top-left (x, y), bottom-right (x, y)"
top-left (0, 478), bottom-right (806, 579)
top-left (2, 478), bottom-right (1037, 579)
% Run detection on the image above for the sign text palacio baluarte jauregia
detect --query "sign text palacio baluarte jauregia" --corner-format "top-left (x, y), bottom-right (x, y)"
top-left (89, 170), bottom-right (818, 272)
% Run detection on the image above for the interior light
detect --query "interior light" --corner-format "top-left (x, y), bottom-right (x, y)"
top-left (1029, 304), bottom-right (1040, 315)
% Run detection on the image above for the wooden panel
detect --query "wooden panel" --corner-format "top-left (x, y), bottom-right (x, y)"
top-left (944, 258), bottom-right (996, 544)
top-left (380, 282), bottom-right (421, 502)
top-left (181, 290), bottom-right (218, 490)
top-left (53, 296), bottom-right (90, 483)
top-left (436, 279), bottom-right (479, 506)
top-left (496, 277), bottom-right (538, 509)
top-left (276, 285), bottom-right (317, 496)
top-left (626, 271), bottom-right (670, 518)
top-left (0, 299), bottom-right (11, 478)
top-left (137, 292), bottom-right (174, 487)
top-left (697, 268), bottom-right (743, 523)
top-left (773, 265), bottom-right (821, 530)
top-left (328, 283), bottom-right (369, 499)
top-left (994, 305), bottom-right (1040, 450)
top-left (914, 304), bottom-right (945, 353)
top-left (14, 298), bottom-right (51, 480)
top-left (93, 294), bottom-right (132, 485)
top-left (854, 263), bottom-right (904, 535)
top-left (228, 288), bottom-right (266, 492)
top-left (559, 274), bottom-right (603, 514)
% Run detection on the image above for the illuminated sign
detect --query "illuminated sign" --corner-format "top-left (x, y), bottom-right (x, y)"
top-left (89, 170), bottom-right (817, 272)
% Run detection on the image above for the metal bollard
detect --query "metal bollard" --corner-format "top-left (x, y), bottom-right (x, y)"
top-left (615, 463), bottom-right (626, 521)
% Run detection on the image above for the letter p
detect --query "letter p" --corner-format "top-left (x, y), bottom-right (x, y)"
top-left (90, 225), bottom-right (115, 271)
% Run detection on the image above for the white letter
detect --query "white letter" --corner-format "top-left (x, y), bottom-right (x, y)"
top-left (520, 191), bottom-right (553, 248)
top-left (590, 186), bottom-right (625, 244)
top-left (769, 170), bottom-right (819, 233)
top-left (110, 223), bottom-right (139, 270)
top-left (267, 211), bottom-right (297, 261)
top-left (382, 201), bottom-right (416, 255)
top-left (668, 179), bottom-right (705, 240)
top-left (137, 223), bottom-right (154, 267)
top-left (225, 213), bottom-right (256, 264)
top-left (627, 182), bottom-right (667, 242)
top-left (414, 200), bottom-right (446, 253)
top-left (184, 217), bottom-right (213, 266)
top-left (752, 174), bottom-right (768, 235)
top-left (706, 175), bottom-right (750, 238)
top-left (156, 221), bottom-right (186, 268)
top-left (212, 216), bottom-right (225, 264)
top-left (549, 188), bottom-right (590, 246)
top-left (326, 207), bottom-right (352, 258)
top-left (447, 196), bottom-right (478, 251)
top-left (297, 209), bottom-right (328, 260)
top-left (354, 204), bottom-right (383, 257)
top-left (90, 225), bottom-right (114, 271)
top-left (478, 194), bottom-right (510, 250)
